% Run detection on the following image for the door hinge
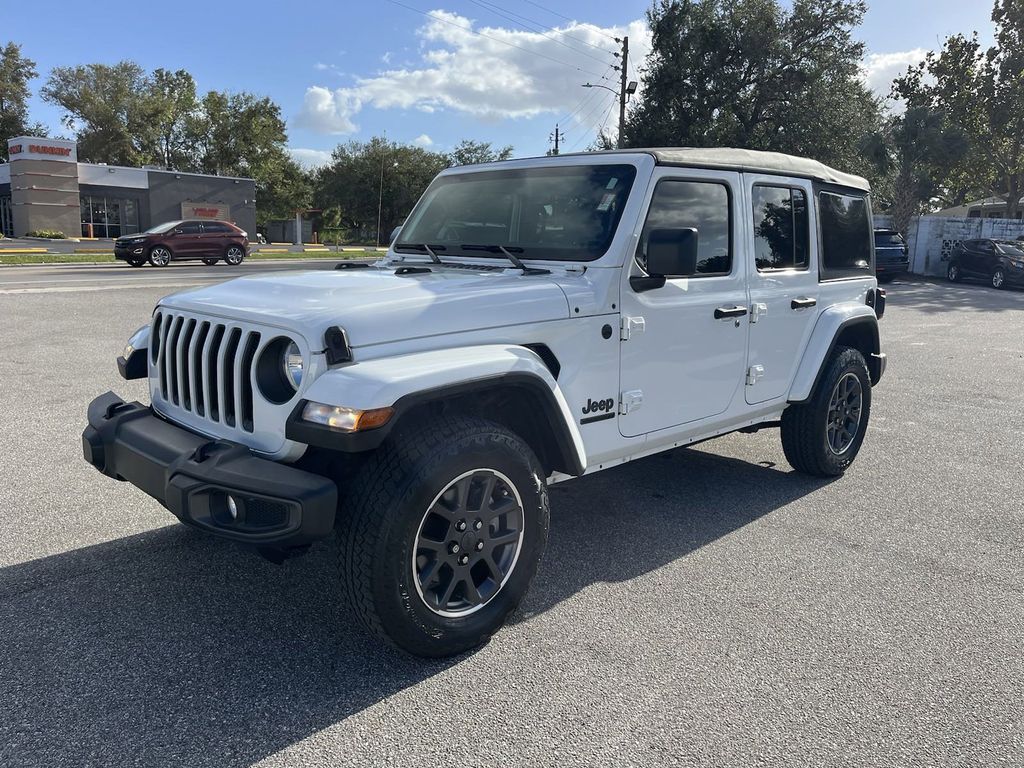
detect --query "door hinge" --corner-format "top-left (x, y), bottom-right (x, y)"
top-left (746, 365), bottom-right (765, 386)
top-left (620, 389), bottom-right (644, 414)
top-left (620, 315), bottom-right (646, 341)
top-left (750, 302), bottom-right (768, 323)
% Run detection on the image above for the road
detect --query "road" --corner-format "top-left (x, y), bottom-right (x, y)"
top-left (0, 270), bottom-right (1021, 767)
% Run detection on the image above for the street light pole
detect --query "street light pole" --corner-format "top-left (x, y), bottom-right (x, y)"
top-left (376, 141), bottom-right (385, 248)
top-left (618, 36), bottom-right (628, 147)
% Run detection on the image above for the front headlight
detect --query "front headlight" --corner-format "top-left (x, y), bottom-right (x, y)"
top-left (282, 341), bottom-right (304, 389)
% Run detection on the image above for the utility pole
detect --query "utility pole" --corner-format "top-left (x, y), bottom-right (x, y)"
top-left (549, 123), bottom-right (565, 155)
top-left (618, 36), bottom-right (629, 148)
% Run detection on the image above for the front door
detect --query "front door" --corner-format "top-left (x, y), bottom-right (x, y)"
top-left (618, 169), bottom-right (749, 438)
top-left (168, 221), bottom-right (203, 256)
top-left (744, 176), bottom-right (821, 404)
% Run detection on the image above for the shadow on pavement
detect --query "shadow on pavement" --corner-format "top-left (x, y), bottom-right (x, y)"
top-left (885, 275), bottom-right (1024, 314)
top-left (0, 445), bottom-right (828, 767)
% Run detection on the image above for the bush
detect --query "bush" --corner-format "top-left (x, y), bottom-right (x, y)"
top-left (25, 229), bottom-right (67, 239)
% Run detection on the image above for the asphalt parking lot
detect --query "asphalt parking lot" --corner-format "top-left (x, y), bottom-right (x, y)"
top-left (0, 265), bottom-right (1021, 767)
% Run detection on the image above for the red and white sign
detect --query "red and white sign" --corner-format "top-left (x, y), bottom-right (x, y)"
top-left (182, 202), bottom-right (230, 220)
top-left (7, 136), bottom-right (77, 163)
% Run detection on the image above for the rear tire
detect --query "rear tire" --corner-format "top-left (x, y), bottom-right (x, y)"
top-left (336, 415), bottom-right (549, 657)
top-left (781, 346), bottom-right (872, 477)
top-left (992, 268), bottom-right (1006, 289)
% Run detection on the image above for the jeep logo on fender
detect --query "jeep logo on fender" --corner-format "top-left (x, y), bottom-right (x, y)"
top-left (582, 397), bottom-right (615, 415)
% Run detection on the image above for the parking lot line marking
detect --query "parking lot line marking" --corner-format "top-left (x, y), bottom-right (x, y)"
top-left (0, 282), bottom-right (204, 295)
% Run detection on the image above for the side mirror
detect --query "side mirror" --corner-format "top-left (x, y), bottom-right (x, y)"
top-left (632, 228), bottom-right (699, 292)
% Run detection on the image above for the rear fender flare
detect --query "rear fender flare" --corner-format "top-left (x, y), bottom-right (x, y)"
top-left (789, 304), bottom-right (880, 402)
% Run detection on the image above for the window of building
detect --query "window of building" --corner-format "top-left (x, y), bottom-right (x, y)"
top-left (80, 194), bottom-right (141, 238)
top-left (0, 196), bottom-right (12, 238)
top-left (752, 185), bottom-right (809, 271)
top-left (818, 191), bottom-right (872, 279)
top-left (636, 180), bottom-right (732, 276)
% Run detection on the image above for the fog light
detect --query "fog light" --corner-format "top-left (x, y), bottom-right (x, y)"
top-left (301, 402), bottom-right (394, 432)
top-left (226, 495), bottom-right (239, 520)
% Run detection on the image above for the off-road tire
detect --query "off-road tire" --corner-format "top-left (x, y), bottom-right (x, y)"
top-left (781, 346), bottom-right (872, 477)
top-left (336, 415), bottom-right (549, 657)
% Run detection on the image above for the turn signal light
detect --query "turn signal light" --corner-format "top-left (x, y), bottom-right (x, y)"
top-left (301, 402), bottom-right (394, 432)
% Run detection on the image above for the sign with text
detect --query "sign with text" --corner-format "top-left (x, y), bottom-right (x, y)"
top-left (6, 136), bottom-right (77, 163)
top-left (182, 202), bottom-right (230, 220)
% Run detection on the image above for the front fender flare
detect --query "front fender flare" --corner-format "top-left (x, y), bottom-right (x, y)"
top-left (286, 345), bottom-right (587, 476)
top-left (789, 304), bottom-right (880, 403)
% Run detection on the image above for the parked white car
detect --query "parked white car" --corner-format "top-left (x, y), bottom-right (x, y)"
top-left (83, 148), bottom-right (886, 657)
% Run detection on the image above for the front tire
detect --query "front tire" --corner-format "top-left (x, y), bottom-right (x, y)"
top-left (336, 415), bottom-right (549, 657)
top-left (992, 268), bottom-right (1006, 289)
top-left (148, 246), bottom-right (171, 267)
top-left (781, 346), bottom-right (872, 477)
top-left (947, 262), bottom-right (961, 282)
top-left (224, 245), bottom-right (245, 266)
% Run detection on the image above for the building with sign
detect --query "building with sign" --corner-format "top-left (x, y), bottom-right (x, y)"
top-left (0, 136), bottom-right (256, 239)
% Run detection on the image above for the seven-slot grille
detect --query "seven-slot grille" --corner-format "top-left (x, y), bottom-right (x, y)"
top-left (150, 310), bottom-right (264, 434)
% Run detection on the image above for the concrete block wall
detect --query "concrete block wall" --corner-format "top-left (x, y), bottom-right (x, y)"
top-left (873, 214), bottom-right (1024, 276)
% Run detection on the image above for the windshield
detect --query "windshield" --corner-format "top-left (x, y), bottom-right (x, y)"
top-left (143, 220), bottom-right (183, 235)
top-left (996, 241), bottom-right (1024, 257)
top-left (397, 164), bottom-right (637, 261)
top-left (874, 231), bottom-right (904, 246)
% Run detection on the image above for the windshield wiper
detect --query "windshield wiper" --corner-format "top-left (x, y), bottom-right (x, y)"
top-left (395, 243), bottom-right (444, 264)
top-left (459, 244), bottom-right (550, 275)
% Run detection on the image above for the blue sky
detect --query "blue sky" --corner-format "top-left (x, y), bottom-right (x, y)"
top-left (6, 0), bottom-right (996, 166)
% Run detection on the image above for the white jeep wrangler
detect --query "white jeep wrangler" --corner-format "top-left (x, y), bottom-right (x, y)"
top-left (83, 148), bottom-right (886, 657)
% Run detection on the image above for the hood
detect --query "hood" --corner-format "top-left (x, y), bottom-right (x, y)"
top-left (159, 266), bottom-right (573, 348)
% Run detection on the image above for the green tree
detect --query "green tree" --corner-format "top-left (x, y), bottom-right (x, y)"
top-left (142, 68), bottom-right (198, 170)
top-left (314, 137), bottom-right (449, 243)
top-left (446, 139), bottom-right (513, 166)
top-left (893, 1), bottom-right (1024, 218)
top-left (0, 42), bottom-right (46, 160)
top-left (41, 61), bottom-right (153, 165)
top-left (622, 0), bottom-right (881, 175)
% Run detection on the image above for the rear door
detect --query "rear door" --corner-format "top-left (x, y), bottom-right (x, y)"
top-left (744, 175), bottom-right (820, 404)
top-left (618, 168), bottom-right (749, 437)
top-left (199, 221), bottom-right (229, 257)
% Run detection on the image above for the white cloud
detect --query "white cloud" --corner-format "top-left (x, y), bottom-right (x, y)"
top-left (288, 147), bottom-right (333, 169)
top-left (292, 11), bottom-right (650, 146)
top-left (860, 49), bottom-right (928, 99)
top-left (412, 133), bottom-right (434, 147)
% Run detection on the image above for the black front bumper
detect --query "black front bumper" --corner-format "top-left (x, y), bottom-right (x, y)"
top-left (82, 392), bottom-right (337, 546)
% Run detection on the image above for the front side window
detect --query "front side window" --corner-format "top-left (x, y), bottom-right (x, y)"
top-left (636, 180), bottom-right (731, 276)
top-left (398, 164), bottom-right (637, 261)
top-left (752, 185), bottom-right (808, 271)
top-left (818, 191), bottom-right (872, 279)
top-left (177, 222), bottom-right (202, 234)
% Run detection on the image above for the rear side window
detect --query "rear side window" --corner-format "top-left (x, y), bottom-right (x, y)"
top-left (203, 222), bottom-right (229, 233)
top-left (818, 192), bottom-right (872, 279)
top-left (637, 180), bottom-right (732, 276)
top-left (752, 186), bottom-right (809, 271)
top-left (874, 231), bottom-right (904, 247)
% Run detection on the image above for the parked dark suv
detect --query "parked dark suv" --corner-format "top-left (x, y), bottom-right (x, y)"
top-left (947, 238), bottom-right (1024, 289)
top-left (114, 220), bottom-right (249, 267)
top-left (874, 228), bottom-right (909, 282)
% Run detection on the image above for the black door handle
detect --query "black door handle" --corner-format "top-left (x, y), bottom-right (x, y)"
top-left (791, 297), bottom-right (817, 309)
top-left (714, 306), bottom-right (748, 319)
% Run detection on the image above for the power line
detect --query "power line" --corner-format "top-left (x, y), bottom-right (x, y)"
top-left (466, 0), bottom-right (619, 56)
top-left (566, 92), bottom-right (616, 151)
top-left (557, 63), bottom-right (618, 124)
top-left (518, 0), bottom-right (621, 43)
top-left (383, 0), bottom-right (609, 79)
